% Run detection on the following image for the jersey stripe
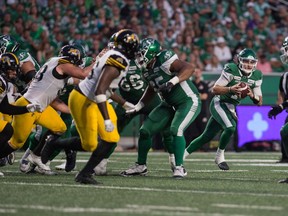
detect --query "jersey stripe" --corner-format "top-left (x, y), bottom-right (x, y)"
top-left (106, 57), bottom-right (126, 70)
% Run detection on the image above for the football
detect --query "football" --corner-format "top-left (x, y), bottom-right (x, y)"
top-left (238, 82), bottom-right (249, 98)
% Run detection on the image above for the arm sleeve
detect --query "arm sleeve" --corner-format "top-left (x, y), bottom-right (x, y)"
top-left (0, 95), bottom-right (28, 115)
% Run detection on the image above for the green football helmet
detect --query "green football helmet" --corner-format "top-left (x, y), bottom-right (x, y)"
top-left (108, 33), bottom-right (116, 49)
top-left (238, 48), bottom-right (258, 74)
top-left (136, 38), bottom-right (162, 68)
top-left (280, 36), bottom-right (288, 64)
top-left (0, 35), bottom-right (20, 54)
top-left (71, 42), bottom-right (87, 59)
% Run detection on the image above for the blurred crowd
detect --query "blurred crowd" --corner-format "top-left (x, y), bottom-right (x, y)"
top-left (1, 0), bottom-right (288, 73)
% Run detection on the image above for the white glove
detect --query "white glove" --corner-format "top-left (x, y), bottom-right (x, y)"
top-left (104, 119), bottom-right (114, 132)
top-left (122, 101), bottom-right (135, 111)
top-left (26, 104), bottom-right (42, 112)
top-left (126, 102), bottom-right (144, 114)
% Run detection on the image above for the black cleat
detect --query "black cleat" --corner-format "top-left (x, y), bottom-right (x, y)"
top-left (278, 178), bottom-right (288, 183)
top-left (75, 173), bottom-right (101, 185)
top-left (276, 158), bottom-right (288, 163)
top-left (65, 150), bottom-right (77, 172)
top-left (217, 162), bottom-right (229, 170)
top-left (7, 152), bottom-right (15, 165)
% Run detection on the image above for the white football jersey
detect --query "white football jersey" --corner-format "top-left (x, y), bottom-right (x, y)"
top-left (24, 57), bottom-right (70, 111)
top-left (79, 49), bottom-right (129, 102)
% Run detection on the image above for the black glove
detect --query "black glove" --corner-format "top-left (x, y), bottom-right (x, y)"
top-left (158, 82), bottom-right (174, 93)
top-left (268, 105), bottom-right (283, 119)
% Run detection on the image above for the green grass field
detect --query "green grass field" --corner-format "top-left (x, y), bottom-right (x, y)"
top-left (1, 151), bottom-right (288, 216)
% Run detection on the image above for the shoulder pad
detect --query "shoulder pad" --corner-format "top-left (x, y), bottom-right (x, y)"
top-left (106, 54), bottom-right (128, 71)
top-left (223, 63), bottom-right (238, 74)
top-left (15, 49), bottom-right (30, 61)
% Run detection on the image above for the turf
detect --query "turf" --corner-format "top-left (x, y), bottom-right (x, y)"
top-left (1, 151), bottom-right (288, 216)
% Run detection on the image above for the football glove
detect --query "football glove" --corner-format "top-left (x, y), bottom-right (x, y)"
top-left (104, 119), bottom-right (114, 132)
top-left (158, 82), bottom-right (174, 93)
top-left (268, 105), bottom-right (283, 119)
top-left (26, 104), bottom-right (42, 112)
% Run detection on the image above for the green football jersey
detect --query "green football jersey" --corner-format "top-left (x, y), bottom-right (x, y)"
top-left (218, 63), bottom-right (263, 105)
top-left (142, 50), bottom-right (199, 106)
top-left (118, 60), bottom-right (148, 104)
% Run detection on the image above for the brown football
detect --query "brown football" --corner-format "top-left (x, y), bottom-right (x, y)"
top-left (239, 82), bottom-right (249, 98)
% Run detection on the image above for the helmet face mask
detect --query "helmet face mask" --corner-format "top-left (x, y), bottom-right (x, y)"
top-left (238, 48), bottom-right (258, 74)
top-left (0, 52), bottom-right (20, 82)
top-left (59, 45), bottom-right (82, 66)
top-left (114, 29), bottom-right (139, 59)
top-left (135, 38), bottom-right (162, 69)
top-left (280, 37), bottom-right (288, 64)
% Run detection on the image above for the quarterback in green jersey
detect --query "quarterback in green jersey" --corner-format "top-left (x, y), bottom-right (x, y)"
top-left (121, 38), bottom-right (201, 178)
top-left (185, 48), bottom-right (263, 170)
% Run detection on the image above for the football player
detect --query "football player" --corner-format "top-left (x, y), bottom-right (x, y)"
top-left (93, 44), bottom-right (175, 176)
top-left (0, 35), bottom-right (40, 93)
top-left (0, 53), bottom-right (41, 176)
top-left (41, 29), bottom-right (140, 184)
top-left (120, 38), bottom-right (201, 178)
top-left (268, 36), bottom-right (288, 183)
top-left (185, 48), bottom-right (263, 170)
top-left (2, 45), bottom-right (94, 174)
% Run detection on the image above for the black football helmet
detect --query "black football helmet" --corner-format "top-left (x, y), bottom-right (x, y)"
top-left (0, 52), bottom-right (20, 80)
top-left (114, 29), bottom-right (139, 59)
top-left (59, 45), bottom-right (82, 65)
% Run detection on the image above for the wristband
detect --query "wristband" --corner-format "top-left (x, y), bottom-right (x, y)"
top-left (169, 76), bottom-right (180, 85)
top-left (95, 94), bottom-right (107, 103)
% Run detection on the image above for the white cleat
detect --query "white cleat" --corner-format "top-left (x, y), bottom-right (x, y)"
top-left (0, 171), bottom-right (4, 177)
top-left (27, 151), bottom-right (55, 175)
top-left (93, 159), bottom-right (108, 176)
top-left (55, 162), bottom-right (66, 170)
top-left (120, 163), bottom-right (148, 176)
top-left (173, 165), bottom-right (187, 179)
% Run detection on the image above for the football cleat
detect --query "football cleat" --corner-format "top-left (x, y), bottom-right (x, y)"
top-left (0, 157), bottom-right (7, 167)
top-left (173, 165), bottom-right (187, 179)
top-left (0, 171), bottom-right (4, 177)
top-left (55, 162), bottom-right (66, 170)
top-left (120, 163), bottom-right (148, 176)
top-left (278, 178), bottom-right (288, 183)
top-left (19, 158), bottom-right (32, 173)
top-left (7, 152), bottom-right (15, 165)
top-left (27, 151), bottom-right (52, 173)
top-left (75, 172), bottom-right (101, 185)
top-left (93, 158), bottom-right (108, 176)
top-left (216, 161), bottom-right (230, 170)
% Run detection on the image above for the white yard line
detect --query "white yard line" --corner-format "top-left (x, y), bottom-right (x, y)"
top-left (2, 181), bottom-right (288, 198)
top-left (212, 203), bottom-right (283, 211)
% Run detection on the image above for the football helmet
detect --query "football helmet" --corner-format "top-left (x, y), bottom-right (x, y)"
top-left (59, 45), bottom-right (82, 65)
top-left (0, 52), bottom-right (20, 80)
top-left (238, 48), bottom-right (258, 74)
top-left (136, 38), bottom-right (162, 68)
top-left (71, 42), bottom-right (87, 59)
top-left (108, 33), bottom-right (116, 49)
top-left (114, 29), bottom-right (139, 59)
top-left (280, 36), bottom-right (288, 64)
top-left (0, 35), bottom-right (20, 54)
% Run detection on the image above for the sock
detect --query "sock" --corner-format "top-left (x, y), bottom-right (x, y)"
top-left (103, 142), bottom-right (117, 159)
top-left (173, 136), bottom-right (186, 166)
top-left (215, 148), bottom-right (225, 163)
top-left (183, 149), bottom-right (190, 160)
top-left (33, 130), bottom-right (56, 156)
top-left (137, 135), bottom-right (152, 165)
